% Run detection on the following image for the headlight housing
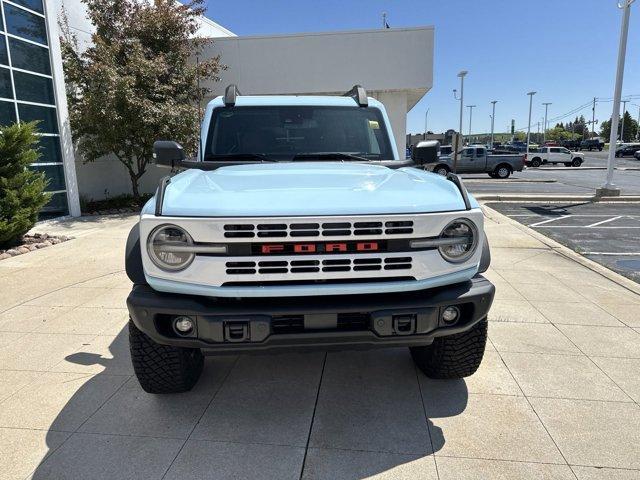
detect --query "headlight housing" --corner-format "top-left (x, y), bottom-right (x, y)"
top-left (438, 218), bottom-right (478, 263)
top-left (147, 224), bottom-right (195, 271)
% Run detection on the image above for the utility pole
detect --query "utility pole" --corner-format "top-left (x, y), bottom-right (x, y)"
top-left (526, 91), bottom-right (536, 157)
top-left (467, 105), bottom-right (476, 137)
top-left (637, 106), bottom-right (640, 141)
top-left (620, 99), bottom-right (629, 142)
top-left (591, 97), bottom-right (597, 137)
top-left (542, 102), bottom-right (551, 143)
top-left (598, 0), bottom-right (635, 197)
top-left (453, 70), bottom-right (468, 172)
top-left (490, 100), bottom-right (497, 148)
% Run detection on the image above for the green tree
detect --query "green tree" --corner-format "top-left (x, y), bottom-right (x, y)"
top-left (0, 122), bottom-right (51, 248)
top-left (60, 0), bottom-right (223, 198)
top-left (600, 112), bottom-right (638, 142)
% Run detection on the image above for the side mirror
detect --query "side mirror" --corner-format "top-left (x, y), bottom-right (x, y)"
top-left (153, 140), bottom-right (185, 168)
top-left (411, 140), bottom-right (440, 165)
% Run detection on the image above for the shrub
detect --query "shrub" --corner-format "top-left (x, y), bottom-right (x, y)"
top-left (0, 122), bottom-right (51, 248)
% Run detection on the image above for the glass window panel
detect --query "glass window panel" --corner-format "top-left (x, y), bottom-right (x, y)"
top-left (0, 35), bottom-right (8, 65)
top-left (0, 67), bottom-right (12, 98)
top-left (40, 191), bottom-right (69, 216)
top-left (13, 71), bottom-right (54, 104)
top-left (0, 99), bottom-right (16, 125)
top-left (35, 135), bottom-right (62, 163)
top-left (30, 164), bottom-right (66, 191)
top-left (18, 103), bottom-right (58, 133)
top-left (0, 4), bottom-right (4, 33)
top-left (4, 4), bottom-right (47, 45)
top-left (9, 37), bottom-right (50, 74)
top-left (10, 0), bottom-right (44, 15)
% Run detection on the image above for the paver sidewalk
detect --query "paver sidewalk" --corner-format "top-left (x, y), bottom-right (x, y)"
top-left (0, 211), bottom-right (638, 480)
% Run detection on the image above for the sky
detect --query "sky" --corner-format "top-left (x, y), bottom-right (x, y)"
top-left (200, 0), bottom-right (640, 136)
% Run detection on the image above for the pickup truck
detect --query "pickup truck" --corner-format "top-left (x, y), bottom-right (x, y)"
top-left (580, 139), bottom-right (604, 151)
top-left (124, 85), bottom-right (495, 393)
top-left (416, 144), bottom-right (524, 178)
top-left (526, 146), bottom-right (584, 168)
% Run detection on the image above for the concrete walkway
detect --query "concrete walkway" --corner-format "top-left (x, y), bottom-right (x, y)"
top-left (0, 212), bottom-right (639, 479)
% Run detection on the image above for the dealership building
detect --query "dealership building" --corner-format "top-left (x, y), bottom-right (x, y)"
top-left (1, 0), bottom-right (433, 218)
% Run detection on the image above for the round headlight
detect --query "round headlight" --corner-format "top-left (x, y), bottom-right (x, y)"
top-left (148, 224), bottom-right (195, 271)
top-left (438, 218), bottom-right (478, 263)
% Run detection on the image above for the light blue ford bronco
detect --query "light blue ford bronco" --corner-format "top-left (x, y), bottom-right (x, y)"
top-left (125, 85), bottom-right (495, 393)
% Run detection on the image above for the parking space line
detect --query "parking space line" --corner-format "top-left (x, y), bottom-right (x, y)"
top-left (585, 216), bottom-right (623, 228)
top-left (583, 252), bottom-right (640, 255)
top-left (529, 215), bottom-right (572, 227)
top-left (533, 226), bottom-right (640, 229)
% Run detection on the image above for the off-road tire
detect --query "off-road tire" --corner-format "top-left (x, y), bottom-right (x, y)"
top-left (410, 318), bottom-right (488, 379)
top-left (129, 319), bottom-right (204, 394)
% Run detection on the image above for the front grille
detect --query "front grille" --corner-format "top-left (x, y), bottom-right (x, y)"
top-left (224, 220), bottom-right (414, 238)
top-left (225, 257), bottom-right (412, 275)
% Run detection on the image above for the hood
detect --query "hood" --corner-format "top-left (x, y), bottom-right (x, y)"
top-left (152, 162), bottom-right (471, 217)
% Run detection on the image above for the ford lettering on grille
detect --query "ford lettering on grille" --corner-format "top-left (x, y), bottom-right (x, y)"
top-left (253, 241), bottom-right (384, 255)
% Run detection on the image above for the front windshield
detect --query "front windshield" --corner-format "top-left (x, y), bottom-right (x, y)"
top-left (204, 105), bottom-right (393, 161)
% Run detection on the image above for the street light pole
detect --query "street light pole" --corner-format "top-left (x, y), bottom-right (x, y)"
top-left (467, 105), bottom-right (476, 137)
top-left (592, 97), bottom-right (597, 137)
top-left (599, 0), bottom-right (635, 196)
top-left (526, 91), bottom-right (536, 157)
top-left (453, 70), bottom-right (468, 173)
top-left (542, 102), bottom-right (552, 143)
top-left (423, 108), bottom-right (430, 139)
top-left (490, 100), bottom-right (497, 148)
top-left (636, 106), bottom-right (640, 141)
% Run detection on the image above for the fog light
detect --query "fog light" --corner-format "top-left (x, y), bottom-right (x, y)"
top-left (442, 306), bottom-right (460, 325)
top-left (173, 316), bottom-right (194, 335)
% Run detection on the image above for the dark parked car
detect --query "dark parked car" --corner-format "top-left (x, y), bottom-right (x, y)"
top-left (580, 139), bottom-right (604, 151)
top-left (615, 144), bottom-right (640, 157)
top-left (561, 139), bottom-right (581, 151)
top-left (634, 150), bottom-right (640, 160)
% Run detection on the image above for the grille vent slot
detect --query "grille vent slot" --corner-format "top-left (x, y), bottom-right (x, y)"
top-left (225, 257), bottom-right (413, 275)
top-left (223, 220), bottom-right (413, 238)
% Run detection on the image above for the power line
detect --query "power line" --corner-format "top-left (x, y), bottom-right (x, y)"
top-left (514, 95), bottom-right (640, 131)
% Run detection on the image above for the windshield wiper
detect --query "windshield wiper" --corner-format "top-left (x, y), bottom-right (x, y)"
top-left (204, 153), bottom-right (278, 162)
top-left (292, 152), bottom-right (372, 162)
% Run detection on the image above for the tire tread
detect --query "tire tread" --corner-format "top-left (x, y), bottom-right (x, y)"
top-left (129, 319), bottom-right (203, 394)
top-left (411, 318), bottom-right (487, 379)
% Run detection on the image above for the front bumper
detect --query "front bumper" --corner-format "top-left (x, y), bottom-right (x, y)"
top-left (127, 276), bottom-right (494, 354)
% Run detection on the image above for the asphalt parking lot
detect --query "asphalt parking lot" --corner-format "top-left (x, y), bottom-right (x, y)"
top-left (462, 150), bottom-right (640, 196)
top-left (487, 202), bottom-right (640, 283)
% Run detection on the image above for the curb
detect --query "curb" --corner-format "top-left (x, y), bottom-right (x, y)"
top-left (474, 194), bottom-right (640, 202)
top-left (481, 204), bottom-right (640, 296)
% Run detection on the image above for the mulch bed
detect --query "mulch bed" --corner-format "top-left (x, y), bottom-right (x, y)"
top-left (0, 233), bottom-right (74, 261)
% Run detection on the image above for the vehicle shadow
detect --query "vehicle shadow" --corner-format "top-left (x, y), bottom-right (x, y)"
top-left (28, 329), bottom-right (469, 479)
